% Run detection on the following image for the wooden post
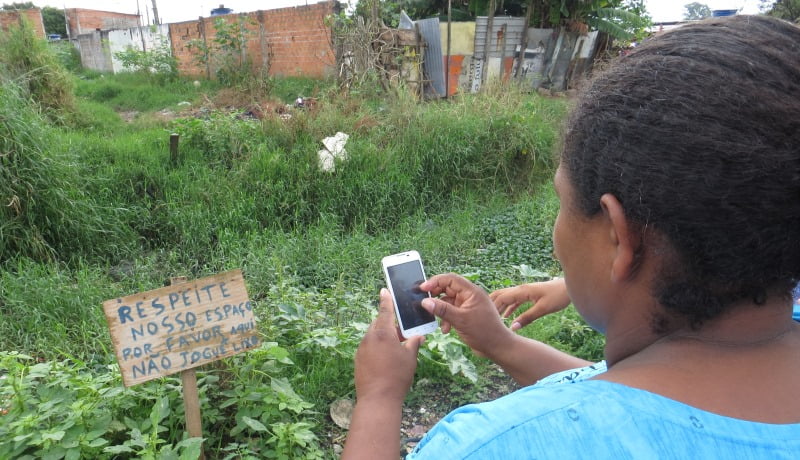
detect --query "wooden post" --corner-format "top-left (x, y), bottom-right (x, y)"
top-left (515, 0), bottom-right (535, 80)
top-left (415, 22), bottom-right (425, 99)
top-left (482, 0), bottom-right (496, 85)
top-left (181, 369), bottom-right (204, 458)
top-left (170, 276), bottom-right (205, 460)
top-left (445, 0), bottom-right (451, 99)
top-left (170, 133), bottom-right (179, 166)
top-left (499, 23), bottom-right (507, 79)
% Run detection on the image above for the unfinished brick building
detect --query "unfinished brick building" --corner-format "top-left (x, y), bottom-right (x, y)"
top-left (0, 8), bottom-right (45, 38)
top-left (65, 8), bottom-right (140, 38)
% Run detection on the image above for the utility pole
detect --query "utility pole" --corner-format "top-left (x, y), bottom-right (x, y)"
top-left (136, 0), bottom-right (147, 51)
top-left (62, 2), bottom-right (70, 40)
top-left (151, 0), bottom-right (160, 25)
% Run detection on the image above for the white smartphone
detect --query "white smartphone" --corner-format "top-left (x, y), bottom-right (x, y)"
top-left (381, 250), bottom-right (438, 338)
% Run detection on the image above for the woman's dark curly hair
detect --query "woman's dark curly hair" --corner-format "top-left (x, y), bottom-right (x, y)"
top-left (561, 15), bottom-right (800, 328)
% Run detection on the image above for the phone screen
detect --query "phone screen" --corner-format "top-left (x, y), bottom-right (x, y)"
top-left (387, 260), bottom-right (435, 329)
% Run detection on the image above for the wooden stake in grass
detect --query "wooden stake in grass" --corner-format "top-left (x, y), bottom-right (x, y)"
top-left (170, 133), bottom-right (180, 166)
top-left (171, 276), bottom-right (205, 460)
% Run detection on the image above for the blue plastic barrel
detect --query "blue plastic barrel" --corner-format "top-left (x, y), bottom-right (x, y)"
top-left (712, 9), bottom-right (738, 17)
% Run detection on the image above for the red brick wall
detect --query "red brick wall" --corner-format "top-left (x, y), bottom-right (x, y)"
top-left (0, 9), bottom-right (45, 39)
top-left (169, 1), bottom-right (339, 79)
top-left (66, 9), bottom-right (140, 38)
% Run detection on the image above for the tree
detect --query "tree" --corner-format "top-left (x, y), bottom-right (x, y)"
top-left (41, 6), bottom-right (66, 36)
top-left (761, 0), bottom-right (800, 22)
top-left (0, 2), bottom-right (35, 10)
top-left (353, 0), bottom-right (651, 40)
top-left (683, 2), bottom-right (711, 20)
top-left (2, 3), bottom-right (66, 37)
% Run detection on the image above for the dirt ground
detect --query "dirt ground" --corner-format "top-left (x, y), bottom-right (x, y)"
top-left (325, 363), bottom-right (519, 457)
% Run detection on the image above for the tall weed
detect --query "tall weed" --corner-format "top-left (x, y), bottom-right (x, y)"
top-left (168, 86), bottom-right (567, 238)
top-left (0, 16), bottom-right (75, 120)
top-left (0, 79), bottom-right (131, 264)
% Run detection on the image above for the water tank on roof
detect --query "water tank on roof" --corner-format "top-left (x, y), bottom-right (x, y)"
top-left (211, 4), bottom-right (233, 16)
top-left (711, 9), bottom-right (738, 17)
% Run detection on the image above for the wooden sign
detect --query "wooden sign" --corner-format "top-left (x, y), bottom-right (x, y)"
top-left (103, 269), bottom-right (258, 387)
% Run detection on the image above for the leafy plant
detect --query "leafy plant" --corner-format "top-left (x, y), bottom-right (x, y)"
top-left (187, 16), bottom-right (260, 88)
top-left (114, 32), bottom-right (178, 83)
top-left (0, 352), bottom-right (119, 459)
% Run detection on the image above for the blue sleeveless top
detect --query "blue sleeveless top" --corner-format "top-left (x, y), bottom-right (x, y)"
top-left (407, 361), bottom-right (800, 459)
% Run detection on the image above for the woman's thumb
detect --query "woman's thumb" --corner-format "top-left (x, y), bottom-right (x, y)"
top-left (421, 297), bottom-right (452, 322)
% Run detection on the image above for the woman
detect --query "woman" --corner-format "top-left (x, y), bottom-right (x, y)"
top-left (343, 15), bottom-right (800, 459)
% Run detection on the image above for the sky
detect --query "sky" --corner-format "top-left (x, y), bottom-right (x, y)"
top-left (23, 0), bottom-right (766, 25)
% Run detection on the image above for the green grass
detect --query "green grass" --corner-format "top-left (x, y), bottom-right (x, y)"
top-left (73, 72), bottom-right (219, 112)
top-left (0, 69), bottom-right (604, 458)
top-left (269, 76), bottom-right (335, 104)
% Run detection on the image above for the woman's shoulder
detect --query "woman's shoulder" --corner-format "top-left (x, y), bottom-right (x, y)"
top-left (408, 379), bottom-right (800, 459)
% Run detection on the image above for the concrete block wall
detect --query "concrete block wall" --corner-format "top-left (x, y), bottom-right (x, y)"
top-left (77, 30), bottom-right (113, 73)
top-left (0, 9), bottom-right (45, 38)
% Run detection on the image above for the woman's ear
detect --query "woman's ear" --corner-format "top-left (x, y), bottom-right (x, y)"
top-left (599, 193), bottom-right (638, 283)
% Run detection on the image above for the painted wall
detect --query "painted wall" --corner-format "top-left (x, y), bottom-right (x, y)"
top-left (438, 19), bottom-right (601, 95)
top-left (108, 25), bottom-right (171, 74)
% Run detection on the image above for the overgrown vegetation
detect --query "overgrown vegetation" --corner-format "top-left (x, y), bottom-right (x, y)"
top-left (114, 31), bottom-right (178, 84)
top-left (187, 16), bottom-right (262, 89)
top-left (0, 15), bottom-right (75, 120)
top-left (762, 0), bottom-right (800, 22)
top-left (0, 22), bottom-right (604, 458)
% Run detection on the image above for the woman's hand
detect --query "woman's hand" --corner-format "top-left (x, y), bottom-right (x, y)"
top-left (419, 274), bottom-right (587, 386)
top-left (342, 289), bottom-right (424, 460)
top-left (490, 278), bottom-right (571, 331)
top-left (354, 288), bottom-right (425, 403)
top-left (420, 273), bottom-right (516, 360)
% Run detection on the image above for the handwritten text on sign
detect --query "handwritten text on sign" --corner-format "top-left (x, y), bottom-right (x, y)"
top-left (103, 269), bottom-right (258, 387)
